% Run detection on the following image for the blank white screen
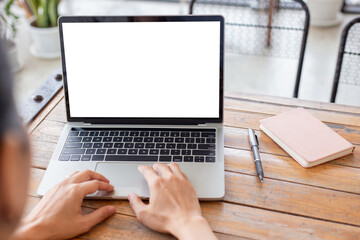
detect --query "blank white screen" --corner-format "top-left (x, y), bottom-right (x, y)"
top-left (62, 21), bottom-right (220, 118)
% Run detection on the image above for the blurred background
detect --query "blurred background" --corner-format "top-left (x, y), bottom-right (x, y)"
top-left (1, 0), bottom-right (360, 110)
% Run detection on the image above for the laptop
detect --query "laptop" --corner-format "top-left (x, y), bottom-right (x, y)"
top-left (37, 15), bottom-right (225, 200)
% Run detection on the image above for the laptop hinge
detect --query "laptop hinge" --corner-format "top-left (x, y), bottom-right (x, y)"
top-left (198, 123), bottom-right (207, 127)
top-left (82, 122), bottom-right (91, 126)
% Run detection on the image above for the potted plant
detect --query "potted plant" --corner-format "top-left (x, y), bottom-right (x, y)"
top-left (24, 0), bottom-right (61, 58)
top-left (307, 0), bottom-right (343, 27)
top-left (0, 0), bottom-right (22, 72)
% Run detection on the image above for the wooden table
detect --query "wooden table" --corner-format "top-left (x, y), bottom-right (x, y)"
top-left (26, 90), bottom-right (360, 239)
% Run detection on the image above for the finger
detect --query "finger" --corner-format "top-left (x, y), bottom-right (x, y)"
top-left (82, 206), bottom-right (115, 231)
top-left (71, 169), bottom-right (110, 184)
top-left (138, 165), bottom-right (159, 185)
top-left (168, 163), bottom-right (186, 178)
top-left (153, 163), bottom-right (173, 178)
top-left (128, 193), bottom-right (146, 219)
top-left (79, 180), bottom-right (114, 196)
top-left (69, 171), bottom-right (79, 177)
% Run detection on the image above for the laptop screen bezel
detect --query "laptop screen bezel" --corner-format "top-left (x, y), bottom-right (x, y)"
top-left (59, 15), bottom-right (224, 125)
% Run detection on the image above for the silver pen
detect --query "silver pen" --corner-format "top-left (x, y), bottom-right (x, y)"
top-left (248, 128), bottom-right (264, 183)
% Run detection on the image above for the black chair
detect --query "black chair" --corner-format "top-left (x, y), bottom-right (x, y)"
top-left (189, 0), bottom-right (309, 98)
top-left (330, 17), bottom-right (360, 103)
top-left (342, 0), bottom-right (360, 13)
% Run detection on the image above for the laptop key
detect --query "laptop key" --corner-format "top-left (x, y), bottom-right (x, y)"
top-left (92, 155), bottom-right (105, 161)
top-left (140, 132), bottom-right (149, 137)
top-left (182, 150), bottom-right (191, 155)
top-left (103, 137), bottom-right (112, 142)
top-left (187, 144), bottom-right (197, 149)
top-left (79, 132), bottom-right (89, 136)
top-left (117, 149), bottom-right (128, 154)
top-left (164, 138), bottom-right (174, 143)
top-left (156, 143), bottom-right (165, 149)
top-left (65, 143), bottom-right (82, 148)
top-left (150, 132), bottom-right (160, 137)
top-left (93, 137), bottom-right (102, 142)
top-left (195, 156), bottom-right (205, 162)
top-left (173, 156), bottom-right (182, 162)
top-left (166, 144), bottom-right (176, 149)
top-left (198, 144), bottom-right (216, 150)
top-left (159, 156), bottom-right (171, 162)
top-left (99, 132), bottom-right (109, 136)
top-left (96, 149), bottom-right (106, 154)
top-left (110, 131), bottom-right (119, 136)
top-left (114, 143), bottom-right (124, 148)
top-left (59, 155), bottom-right (70, 161)
top-left (135, 143), bottom-right (145, 148)
top-left (134, 137), bottom-right (143, 142)
top-left (191, 132), bottom-right (200, 137)
top-left (125, 143), bottom-right (134, 148)
top-left (81, 155), bottom-right (91, 161)
top-left (144, 137), bottom-right (153, 142)
top-left (175, 138), bottom-right (184, 143)
top-left (123, 137), bottom-right (133, 142)
top-left (196, 138), bottom-right (205, 143)
top-left (83, 143), bottom-right (93, 148)
top-left (130, 132), bottom-right (139, 136)
top-left (69, 131), bottom-right (79, 136)
top-left (184, 156), bottom-right (194, 162)
top-left (145, 143), bottom-right (155, 148)
top-left (113, 137), bottom-right (123, 142)
top-left (82, 137), bottom-right (92, 142)
top-left (70, 155), bottom-right (81, 161)
top-left (185, 138), bottom-right (195, 143)
top-left (202, 132), bottom-right (216, 138)
top-left (160, 132), bottom-right (169, 137)
top-left (177, 144), bottom-right (186, 149)
top-left (104, 143), bottom-right (113, 148)
top-left (206, 138), bottom-right (216, 143)
top-left (107, 149), bottom-right (117, 154)
top-left (154, 137), bottom-right (164, 142)
top-left (193, 150), bottom-right (216, 156)
top-left (129, 149), bottom-right (138, 155)
top-left (170, 132), bottom-right (180, 137)
top-left (171, 150), bottom-right (180, 155)
top-left (93, 143), bottom-right (103, 148)
top-left (150, 149), bottom-right (159, 155)
top-left (180, 132), bottom-right (190, 137)
top-left (105, 155), bottom-right (158, 162)
top-left (160, 149), bottom-right (170, 155)
top-left (206, 157), bottom-right (216, 162)
top-left (62, 148), bottom-right (86, 155)
top-left (120, 131), bottom-right (129, 136)
top-left (139, 149), bottom-right (149, 155)
top-left (86, 149), bottom-right (96, 154)
top-left (68, 137), bottom-right (82, 142)
top-left (89, 131), bottom-right (99, 136)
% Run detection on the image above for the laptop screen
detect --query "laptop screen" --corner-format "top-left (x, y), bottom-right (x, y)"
top-left (60, 16), bottom-right (223, 123)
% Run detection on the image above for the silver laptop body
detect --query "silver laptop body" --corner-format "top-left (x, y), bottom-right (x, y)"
top-left (38, 15), bottom-right (225, 200)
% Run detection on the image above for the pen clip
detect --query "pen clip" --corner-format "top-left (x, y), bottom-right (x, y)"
top-left (255, 134), bottom-right (259, 146)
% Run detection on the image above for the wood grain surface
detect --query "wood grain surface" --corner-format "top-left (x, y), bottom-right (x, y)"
top-left (27, 91), bottom-right (360, 240)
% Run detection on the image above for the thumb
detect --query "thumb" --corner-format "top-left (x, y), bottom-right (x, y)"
top-left (83, 206), bottom-right (115, 230)
top-left (128, 193), bottom-right (146, 217)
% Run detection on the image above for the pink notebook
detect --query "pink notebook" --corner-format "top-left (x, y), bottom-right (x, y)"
top-left (259, 108), bottom-right (355, 168)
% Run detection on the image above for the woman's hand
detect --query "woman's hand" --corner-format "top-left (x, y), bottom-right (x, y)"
top-left (128, 163), bottom-right (217, 240)
top-left (13, 170), bottom-right (115, 240)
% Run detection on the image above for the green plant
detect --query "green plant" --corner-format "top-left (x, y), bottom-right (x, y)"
top-left (0, 0), bottom-right (19, 42)
top-left (26, 0), bottom-right (60, 28)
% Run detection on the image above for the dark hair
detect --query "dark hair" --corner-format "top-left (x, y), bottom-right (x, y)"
top-left (0, 39), bottom-right (21, 139)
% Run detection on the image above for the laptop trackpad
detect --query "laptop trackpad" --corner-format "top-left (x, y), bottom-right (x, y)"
top-left (92, 163), bottom-right (151, 199)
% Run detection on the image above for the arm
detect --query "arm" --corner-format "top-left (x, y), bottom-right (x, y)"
top-left (128, 163), bottom-right (217, 240)
top-left (12, 170), bottom-right (115, 240)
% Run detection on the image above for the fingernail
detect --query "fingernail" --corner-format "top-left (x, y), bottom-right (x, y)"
top-left (107, 206), bottom-right (115, 215)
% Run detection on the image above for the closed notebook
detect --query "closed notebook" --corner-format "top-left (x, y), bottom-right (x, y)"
top-left (259, 108), bottom-right (355, 168)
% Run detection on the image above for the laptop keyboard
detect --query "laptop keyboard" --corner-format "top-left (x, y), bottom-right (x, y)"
top-left (59, 128), bottom-right (216, 163)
